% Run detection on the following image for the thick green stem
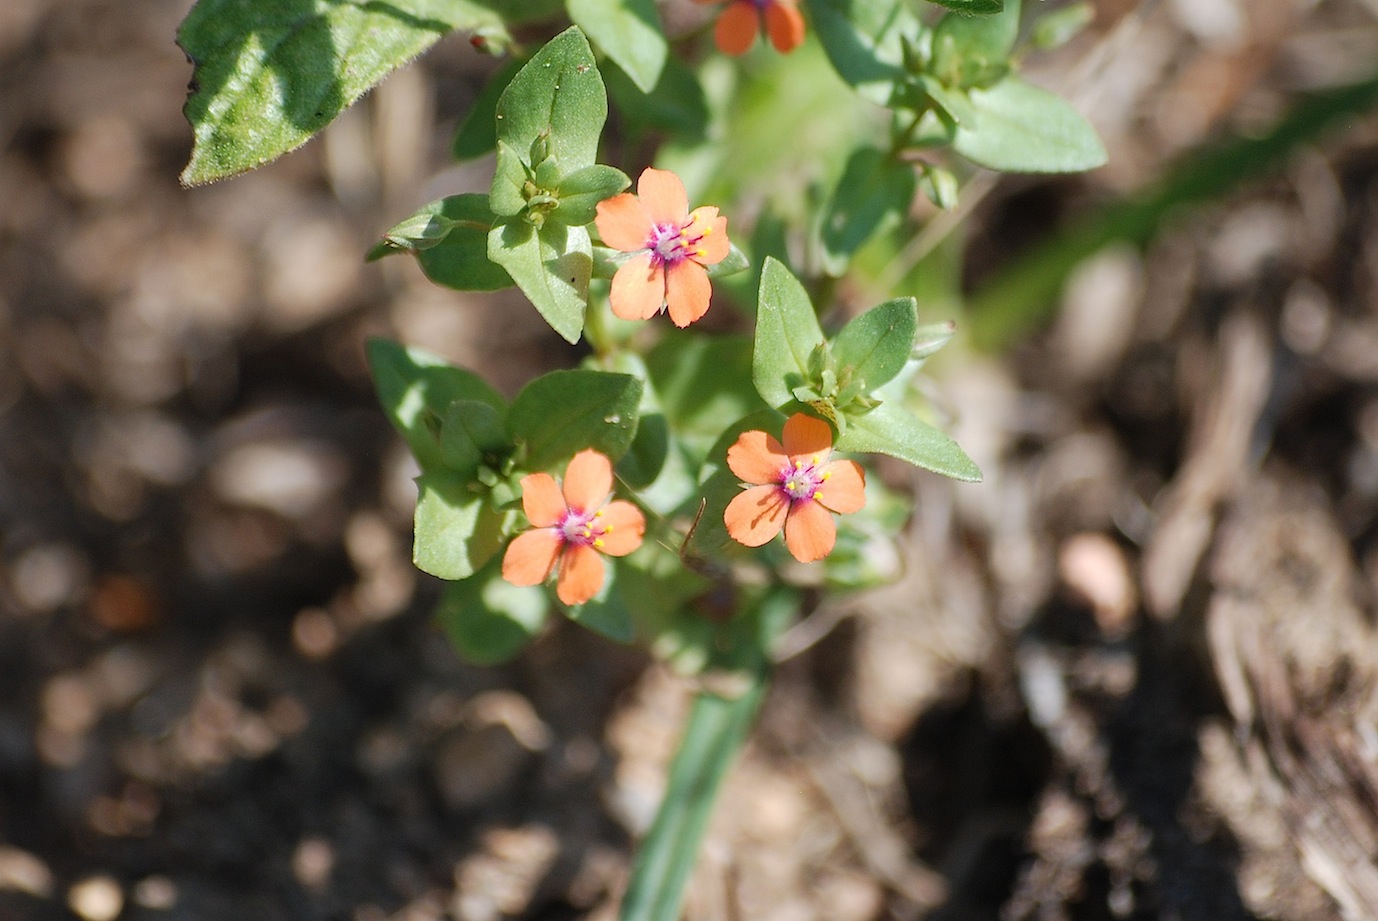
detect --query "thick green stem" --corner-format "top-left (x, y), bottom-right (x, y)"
top-left (618, 589), bottom-right (796, 921)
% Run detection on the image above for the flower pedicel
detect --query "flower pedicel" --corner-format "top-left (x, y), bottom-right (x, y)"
top-left (723, 413), bottom-right (866, 563)
top-left (502, 449), bottom-right (646, 605)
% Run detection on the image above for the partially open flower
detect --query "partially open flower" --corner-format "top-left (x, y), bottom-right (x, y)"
top-left (594, 168), bottom-right (729, 328)
top-left (502, 450), bottom-right (645, 605)
top-left (697, 0), bottom-right (806, 56)
top-left (723, 413), bottom-right (866, 562)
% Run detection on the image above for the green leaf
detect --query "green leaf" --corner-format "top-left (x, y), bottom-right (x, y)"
top-left (370, 194), bottom-right (513, 291)
top-left (805, 0), bottom-right (918, 104)
top-left (567, 0), bottom-right (667, 94)
top-left (953, 75), bottom-right (1107, 173)
top-left (648, 335), bottom-right (763, 453)
top-left (605, 55), bottom-right (709, 140)
top-left (931, 0), bottom-right (1020, 88)
top-left (495, 26), bottom-right (607, 172)
top-left (179, 0), bottom-right (505, 185)
top-left (708, 243), bottom-right (751, 279)
top-left (752, 258), bottom-right (825, 411)
top-left (452, 57), bottom-right (523, 161)
top-left (507, 369), bottom-right (643, 470)
top-left (413, 471), bottom-right (510, 579)
top-left (440, 400), bottom-right (509, 481)
top-left (488, 220), bottom-right (593, 343)
top-left (565, 570), bottom-right (635, 642)
top-left (925, 0), bottom-right (1003, 13)
top-left (490, 140), bottom-right (532, 218)
top-left (912, 320), bottom-right (957, 360)
top-left (434, 556), bottom-right (548, 665)
top-left (820, 147), bottom-right (917, 275)
top-left (831, 298), bottom-right (919, 393)
top-left (555, 164), bottom-right (631, 226)
top-left (918, 163), bottom-right (960, 210)
top-left (835, 403), bottom-right (982, 481)
top-left (367, 338), bottom-right (505, 472)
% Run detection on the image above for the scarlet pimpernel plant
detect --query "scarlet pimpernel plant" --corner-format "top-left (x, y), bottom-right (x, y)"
top-left (175, 0), bottom-right (1107, 916)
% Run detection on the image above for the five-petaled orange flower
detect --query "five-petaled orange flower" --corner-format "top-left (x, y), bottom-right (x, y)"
top-left (594, 168), bottom-right (730, 328)
top-left (697, 0), bottom-right (806, 56)
top-left (502, 449), bottom-right (646, 605)
top-left (723, 413), bottom-right (866, 563)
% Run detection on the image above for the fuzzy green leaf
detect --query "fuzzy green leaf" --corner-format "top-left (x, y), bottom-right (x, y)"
top-left (835, 403), bottom-right (982, 481)
top-left (494, 26), bottom-right (606, 172)
top-left (567, 0), bottom-right (667, 94)
top-left (507, 369), bottom-right (643, 470)
top-left (179, 0), bottom-right (509, 185)
top-left (488, 220), bottom-right (592, 343)
top-left (752, 258), bottom-right (825, 410)
top-left (413, 472), bottom-right (510, 579)
top-left (821, 147), bottom-right (916, 275)
top-left (953, 75), bottom-right (1107, 173)
top-left (367, 339), bottom-right (505, 472)
top-left (831, 298), bottom-right (919, 393)
top-left (434, 556), bottom-right (548, 664)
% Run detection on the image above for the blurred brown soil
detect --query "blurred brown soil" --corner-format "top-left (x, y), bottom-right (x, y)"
top-left (4, 1), bottom-right (1378, 920)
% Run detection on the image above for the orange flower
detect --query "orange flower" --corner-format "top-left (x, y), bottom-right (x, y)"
top-left (502, 449), bottom-right (646, 605)
top-left (697, 0), bottom-right (805, 56)
top-left (594, 168), bottom-right (730, 328)
top-left (723, 413), bottom-right (866, 563)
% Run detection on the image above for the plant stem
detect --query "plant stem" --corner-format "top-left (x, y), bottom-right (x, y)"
top-left (617, 589), bottom-right (797, 921)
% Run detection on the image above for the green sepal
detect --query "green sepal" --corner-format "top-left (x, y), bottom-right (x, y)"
top-left (506, 369), bottom-right (643, 470)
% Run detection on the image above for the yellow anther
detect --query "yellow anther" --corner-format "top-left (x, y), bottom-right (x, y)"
top-left (813, 490), bottom-right (823, 500)
top-left (594, 509), bottom-right (604, 517)
top-left (822, 471), bottom-right (832, 480)
top-left (695, 249), bottom-right (706, 257)
top-left (702, 226), bottom-right (712, 234)
top-left (812, 454), bottom-right (820, 465)
top-left (604, 524), bottom-right (614, 533)
top-left (593, 538), bottom-right (605, 549)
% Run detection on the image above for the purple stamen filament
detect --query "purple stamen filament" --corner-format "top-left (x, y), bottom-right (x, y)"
top-left (560, 508), bottom-right (607, 549)
top-left (648, 221), bottom-right (708, 267)
top-left (780, 456), bottom-right (829, 502)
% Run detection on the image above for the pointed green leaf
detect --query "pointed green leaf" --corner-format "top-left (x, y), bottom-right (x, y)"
top-left (370, 194), bottom-right (512, 291)
top-left (495, 26), bottom-right (607, 172)
top-left (488, 220), bottom-right (592, 343)
top-left (434, 556), bottom-right (548, 664)
top-left (413, 472), bottom-right (511, 579)
top-left (507, 369), bottom-right (643, 470)
top-left (567, 0), bottom-right (667, 94)
top-left (831, 298), bottom-right (919, 393)
top-left (440, 400), bottom-right (510, 481)
top-left (835, 403), bottom-right (982, 481)
top-left (820, 147), bottom-right (917, 275)
top-left (179, 0), bottom-right (510, 185)
top-left (367, 339), bottom-right (505, 472)
top-left (452, 57), bottom-right (523, 161)
top-left (953, 75), bottom-right (1108, 173)
top-left (752, 258), bottom-right (825, 410)
top-left (491, 141), bottom-right (531, 218)
top-left (555, 164), bottom-right (631, 226)
top-left (806, 0), bottom-right (919, 104)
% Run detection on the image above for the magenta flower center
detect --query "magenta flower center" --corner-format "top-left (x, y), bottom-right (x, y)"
top-left (779, 457), bottom-right (826, 502)
top-left (559, 507), bottom-right (606, 548)
top-left (648, 222), bottom-right (699, 266)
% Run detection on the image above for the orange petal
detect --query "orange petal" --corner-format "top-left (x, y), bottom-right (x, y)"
top-left (715, 1), bottom-right (759, 55)
top-left (596, 500), bottom-right (645, 556)
top-left (726, 429), bottom-right (788, 485)
top-left (782, 412), bottom-right (833, 459)
top-left (764, 0), bottom-right (805, 53)
top-left (687, 208), bottom-right (730, 265)
top-left (637, 168), bottom-right (689, 227)
top-left (665, 259), bottom-right (712, 327)
top-left (815, 460), bottom-right (866, 514)
top-left (502, 528), bottom-right (562, 586)
top-left (563, 449), bottom-right (613, 512)
top-left (557, 544), bottom-right (605, 605)
top-left (520, 472), bottom-right (565, 527)
top-left (783, 499), bottom-right (835, 562)
top-left (724, 484), bottom-right (789, 547)
top-left (610, 252), bottom-right (666, 321)
top-left (595, 193), bottom-right (653, 252)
